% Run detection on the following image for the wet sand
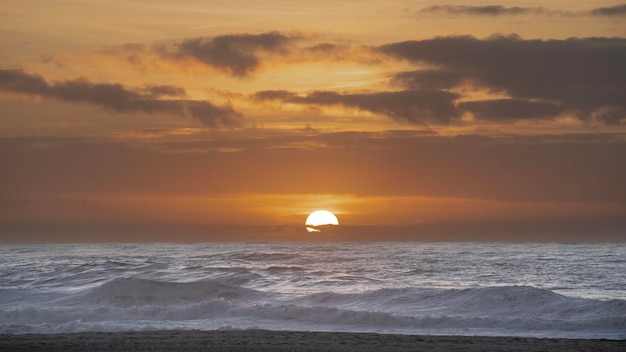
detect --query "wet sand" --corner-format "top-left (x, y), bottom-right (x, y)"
top-left (1, 330), bottom-right (624, 352)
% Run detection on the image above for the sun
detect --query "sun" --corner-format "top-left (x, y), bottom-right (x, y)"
top-left (305, 210), bottom-right (339, 232)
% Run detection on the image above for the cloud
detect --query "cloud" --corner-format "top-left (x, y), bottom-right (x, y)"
top-left (590, 4), bottom-right (626, 16)
top-left (94, 32), bottom-right (370, 78)
top-left (256, 33), bottom-right (626, 125)
top-left (390, 69), bottom-right (466, 90)
top-left (107, 128), bottom-right (202, 140)
top-left (419, 5), bottom-right (558, 16)
top-left (160, 32), bottom-right (300, 77)
top-left (419, 4), bottom-right (626, 17)
top-left (26, 31), bottom-right (626, 126)
top-left (382, 35), bottom-right (626, 124)
top-left (2, 132), bottom-right (625, 204)
top-left (141, 85), bottom-right (186, 98)
top-left (0, 69), bottom-right (242, 128)
top-left (253, 89), bottom-right (460, 124)
top-left (458, 99), bottom-right (563, 121)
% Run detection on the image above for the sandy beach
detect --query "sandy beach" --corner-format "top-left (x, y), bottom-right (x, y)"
top-left (0, 330), bottom-right (624, 352)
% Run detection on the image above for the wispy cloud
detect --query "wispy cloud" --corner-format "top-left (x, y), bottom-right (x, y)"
top-left (457, 99), bottom-right (563, 121)
top-left (590, 4), bottom-right (626, 16)
top-left (419, 5), bottom-right (561, 16)
top-left (253, 89), bottom-right (460, 124)
top-left (89, 32), bottom-right (372, 78)
top-left (15, 32), bottom-right (626, 126)
top-left (0, 69), bottom-right (242, 128)
top-left (3, 132), bottom-right (625, 203)
top-left (160, 32), bottom-right (301, 77)
top-left (419, 4), bottom-right (626, 17)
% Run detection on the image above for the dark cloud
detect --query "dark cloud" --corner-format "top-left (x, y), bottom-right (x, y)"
top-left (0, 69), bottom-right (242, 128)
top-left (305, 42), bottom-right (346, 54)
top-left (300, 42), bottom-right (360, 61)
top-left (391, 69), bottom-right (466, 90)
top-left (0, 68), bottom-right (50, 95)
top-left (164, 32), bottom-right (299, 77)
top-left (2, 217), bottom-right (625, 243)
top-left (458, 99), bottom-right (563, 121)
top-left (253, 89), bottom-right (460, 124)
top-left (101, 33), bottom-right (360, 77)
top-left (382, 35), bottom-right (626, 124)
top-left (590, 4), bottom-right (626, 16)
top-left (419, 4), bottom-right (626, 17)
top-left (184, 101), bottom-right (241, 127)
top-left (253, 90), bottom-right (296, 101)
top-left (419, 5), bottom-right (557, 16)
top-left (141, 85), bottom-right (186, 98)
top-left (2, 132), bottom-right (625, 204)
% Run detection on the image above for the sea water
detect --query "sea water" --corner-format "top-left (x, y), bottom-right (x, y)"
top-left (0, 242), bottom-right (624, 338)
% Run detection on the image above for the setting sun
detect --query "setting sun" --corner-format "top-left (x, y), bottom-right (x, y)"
top-left (305, 210), bottom-right (339, 232)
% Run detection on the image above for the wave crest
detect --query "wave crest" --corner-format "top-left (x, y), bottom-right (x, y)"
top-left (2, 280), bottom-right (624, 338)
top-left (76, 277), bottom-right (263, 306)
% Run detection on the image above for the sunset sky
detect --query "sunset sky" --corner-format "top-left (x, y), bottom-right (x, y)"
top-left (1, 1), bottom-right (625, 242)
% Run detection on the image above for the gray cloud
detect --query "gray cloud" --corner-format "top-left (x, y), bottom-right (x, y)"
top-left (163, 32), bottom-right (300, 77)
top-left (419, 4), bottom-right (626, 17)
top-left (0, 69), bottom-right (242, 128)
top-left (141, 85), bottom-right (186, 98)
top-left (458, 99), bottom-right (563, 121)
top-left (391, 69), bottom-right (466, 90)
top-left (382, 35), bottom-right (626, 124)
top-left (590, 4), bottom-right (626, 16)
top-left (253, 89), bottom-right (460, 124)
top-left (102, 33), bottom-right (360, 77)
top-left (419, 5), bottom-right (558, 16)
top-left (2, 132), bottom-right (625, 203)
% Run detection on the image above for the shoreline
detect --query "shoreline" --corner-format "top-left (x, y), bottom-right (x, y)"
top-left (1, 330), bottom-right (624, 352)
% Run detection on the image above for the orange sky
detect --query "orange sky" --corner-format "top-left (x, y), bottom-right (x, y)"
top-left (1, 1), bottom-right (625, 242)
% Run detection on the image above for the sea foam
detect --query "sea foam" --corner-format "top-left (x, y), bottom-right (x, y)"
top-left (1, 277), bottom-right (624, 338)
top-left (1, 243), bottom-right (624, 338)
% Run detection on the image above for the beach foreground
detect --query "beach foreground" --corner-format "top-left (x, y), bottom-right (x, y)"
top-left (1, 330), bottom-right (624, 352)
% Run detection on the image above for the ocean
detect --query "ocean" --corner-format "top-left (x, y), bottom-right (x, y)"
top-left (0, 242), bottom-right (624, 339)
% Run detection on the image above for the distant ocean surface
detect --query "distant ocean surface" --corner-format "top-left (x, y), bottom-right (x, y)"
top-left (1, 242), bottom-right (624, 339)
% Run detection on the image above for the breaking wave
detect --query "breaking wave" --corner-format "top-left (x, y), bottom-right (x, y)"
top-left (1, 277), bottom-right (624, 338)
